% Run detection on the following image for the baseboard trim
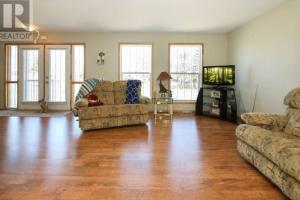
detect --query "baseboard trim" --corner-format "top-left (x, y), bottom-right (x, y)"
top-left (148, 110), bottom-right (195, 114)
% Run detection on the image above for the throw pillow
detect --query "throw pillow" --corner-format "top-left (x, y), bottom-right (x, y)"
top-left (87, 94), bottom-right (103, 107)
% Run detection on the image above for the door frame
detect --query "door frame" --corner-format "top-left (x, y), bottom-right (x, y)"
top-left (4, 42), bottom-right (86, 110)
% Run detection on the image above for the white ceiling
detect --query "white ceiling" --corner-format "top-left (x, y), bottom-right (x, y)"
top-left (34, 0), bottom-right (286, 33)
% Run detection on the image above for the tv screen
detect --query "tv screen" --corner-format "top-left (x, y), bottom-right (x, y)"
top-left (203, 65), bottom-right (235, 86)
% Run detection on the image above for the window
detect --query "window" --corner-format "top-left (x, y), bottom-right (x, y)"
top-left (72, 45), bottom-right (85, 102)
top-left (6, 45), bottom-right (18, 108)
top-left (169, 44), bottom-right (203, 101)
top-left (119, 44), bottom-right (152, 98)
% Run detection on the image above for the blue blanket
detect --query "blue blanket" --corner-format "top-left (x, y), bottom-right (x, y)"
top-left (125, 80), bottom-right (141, 104)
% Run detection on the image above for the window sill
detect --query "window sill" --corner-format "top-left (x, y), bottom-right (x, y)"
top-left (173, 101), bottom-right (196, 104)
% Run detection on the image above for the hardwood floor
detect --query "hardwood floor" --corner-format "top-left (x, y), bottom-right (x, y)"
top-left (0, 114), bottom-right (286, 200)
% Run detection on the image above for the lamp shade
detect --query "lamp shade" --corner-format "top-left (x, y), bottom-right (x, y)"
top-left (157, 71), bottom-right (173, 81)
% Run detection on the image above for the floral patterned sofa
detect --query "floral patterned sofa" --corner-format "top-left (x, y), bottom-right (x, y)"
top-left (236, 87), bottom-right (300, 200)
top-left (76, 80), bottom-right (150, 131)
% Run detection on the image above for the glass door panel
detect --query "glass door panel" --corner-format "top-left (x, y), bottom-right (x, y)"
top-left (45, 45), bottom-right (71, 110)
top-left (23, 49), bottom-right (39, 102)
top-left (18, 45), bottom-right (44, 110)
top-left (49, 49), bottom-right (66, 102)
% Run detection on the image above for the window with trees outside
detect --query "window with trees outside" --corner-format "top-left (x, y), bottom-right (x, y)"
top-left (169, 44), bottom-right (203, 101)
top-left (119, 44), bottom-right (152, 98)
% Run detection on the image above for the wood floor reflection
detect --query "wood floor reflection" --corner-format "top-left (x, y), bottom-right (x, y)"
top-left (0, 114), bottom-right (286, 200)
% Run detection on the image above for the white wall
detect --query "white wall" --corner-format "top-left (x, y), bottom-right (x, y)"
top-left (229, 0), bottom-right (300, 115)
top-left (0, 32), bottom-right (229, 110)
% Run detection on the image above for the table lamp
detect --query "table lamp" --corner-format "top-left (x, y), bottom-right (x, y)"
top-left (157, 71), bottom-right (173, 97)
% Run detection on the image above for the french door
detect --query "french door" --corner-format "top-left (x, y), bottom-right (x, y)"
top-left (18, 45), bottom-right (71, 110)
top-left (45, 45), bottom-right (71, 110)
top-left (18, 45), bottom-right (44, 110)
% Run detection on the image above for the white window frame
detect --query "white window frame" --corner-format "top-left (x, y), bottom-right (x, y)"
top-left (119, 43), bottom-right (153, 98)
top-left (169, 43), bottom-right (203, 102)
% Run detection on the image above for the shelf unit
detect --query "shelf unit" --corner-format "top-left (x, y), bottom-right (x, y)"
top-left (195, 87), bottom-right (237, 123)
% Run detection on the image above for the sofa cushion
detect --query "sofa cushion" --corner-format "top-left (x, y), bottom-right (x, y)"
top-left (114, 91), bottom-right (125, 104)
top-left (94, 81), bottom-right (113, 92)
top-left (236, 124), bottom-right (300, 182)
top-left (241, 113), bottom-right (287, 131)
top-left (113, 81), bottom-right (127, 104)
top-left (79, 105), bottom-right (113, 119)
top-left (285, 108), bottom-right (300, 137)
top-left (113, 81), bottom-right (127, 91)
top-left (93, 91), bottom-right (114, 105)
top-left (284, 87), bottom-right (300, 109)
top-left (79, 114), bottom-right (149, 131)
top-left (78, 104), bottom-right (148, 120)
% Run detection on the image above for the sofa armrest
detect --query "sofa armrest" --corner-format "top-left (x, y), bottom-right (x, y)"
top-left (72, 98), bottom-right (89, 116)
top-left (74, 98), bottom-right (89, 108)
top-left (241, 113), bottom-right (287, 131)
top-left (140, 96), bottom-right (151, 104)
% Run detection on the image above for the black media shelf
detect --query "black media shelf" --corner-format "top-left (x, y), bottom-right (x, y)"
top-left (195, 86), bottom-right (237, 123)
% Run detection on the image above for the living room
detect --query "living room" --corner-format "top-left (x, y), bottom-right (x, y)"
top-left (0, 0), bottom-right (299, 199)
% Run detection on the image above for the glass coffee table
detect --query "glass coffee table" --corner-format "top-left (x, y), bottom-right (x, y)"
top-left (152, 97), bottom-right (173, 120)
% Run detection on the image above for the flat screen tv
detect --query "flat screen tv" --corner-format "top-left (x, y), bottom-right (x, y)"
top-left (202, 65), bottom-right (235, 86)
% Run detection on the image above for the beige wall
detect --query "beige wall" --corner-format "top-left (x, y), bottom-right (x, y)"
top-left (229, 0), bottom-right (300, 115)
top-left (0, 32), bottom-right (229, 110)
top-left (3, 0), bottom-right (299, 114)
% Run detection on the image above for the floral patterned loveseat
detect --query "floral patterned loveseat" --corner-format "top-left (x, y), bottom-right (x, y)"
top-left (77, 81), bottom-right (150, 131)
top-left (236, 88), bottom-right (300, 200)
